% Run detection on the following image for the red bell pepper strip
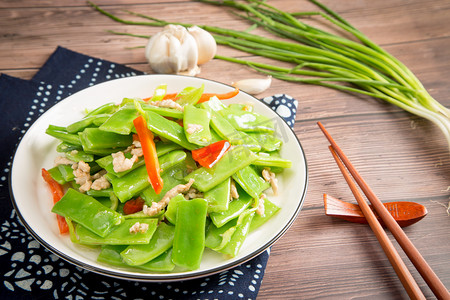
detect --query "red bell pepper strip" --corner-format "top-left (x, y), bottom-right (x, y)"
top-left (41, 168), bottom-right (69, 234)
top-left (133, 115), bottom-right (164, 194)
top-left (123, 197), bottom-right (146, 215)
top-left (192, 140), bottom-right (231, 168)
top-left (197, 88), bottom-right (239, 104)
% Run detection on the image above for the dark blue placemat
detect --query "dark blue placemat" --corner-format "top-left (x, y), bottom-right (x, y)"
top-left (0, 46), bottom-right (297, 300)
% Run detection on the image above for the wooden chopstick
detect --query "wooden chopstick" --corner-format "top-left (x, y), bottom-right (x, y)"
top-left (328, 146), bottom-right (425, 299)
top-left (318, 121), bottom-right (450, 300)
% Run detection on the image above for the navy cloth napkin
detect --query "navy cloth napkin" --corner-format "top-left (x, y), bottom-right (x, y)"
top-left (0, 47), bottom-right (298, 300)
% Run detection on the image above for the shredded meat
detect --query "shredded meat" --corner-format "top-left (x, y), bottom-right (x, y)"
top-left (143, 179), bottom-right (195, 217)
top-left (73, 161), bottom-right (92, 193)
top-left (112, 151), bottom-right (138, 173)
top-left (54, 156), bottom-right (75, 166)
top-left (91, 176), bottom-right (111, 191)
top-left (256, 194), bottom-right (266, 216)
top-left (186, 124), bottom-right (203, 134)
top-left (184, 187), bottom-right (204, 200)
top-left (262, 168), bottom-right (278, 196)
top-left (149, 99), bottom-right (183, 111)
top-left (230, 179), bottom-right (239, 200)
top-left (129, 222), bottom-right (149, 234)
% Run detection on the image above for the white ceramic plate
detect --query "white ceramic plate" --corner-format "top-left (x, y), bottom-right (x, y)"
top-left (10, 74), bottom-right (307, 281)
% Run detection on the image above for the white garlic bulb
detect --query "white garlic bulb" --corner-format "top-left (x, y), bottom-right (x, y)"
top-left (145, 24), bottom-right (200, 76)
top-left (188, 26), bottom-right (217, 65)
top-left (232, 76), bottom-right (272, 95)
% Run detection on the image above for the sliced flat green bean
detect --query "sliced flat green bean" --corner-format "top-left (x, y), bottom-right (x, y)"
top-left (247, 132), bottom-right (282, 152)
top-left (253, 153), bottom-right (292, 169)
top-left (164, 194), bottom-right (188, 224)
top-left (137, 248), bottom-right (175, 272)
top-left (65, 150), bottom-right (94, 163)
top-left (121, 222), bottom-right (175, 266)
top-left (145, 110), bottom-right (198, 150)
top-left (218, 211), bottom-right (254, 257)
top-left (172, 198), bottom-right (208, 270)
top-left (75, 218), bottom-right (158, 245)
top-left (233, 165), bottom-right (270, 199)
top-left (183, 104), bottom-right (211, 146)
top-left (80, 128), bottom-right (133, 150)
top-left (99, 107), bottom-right (137, 135)
top-left (250, 198), bottom-right (281, 232)
top-left (209, 187), bottom-right (253, 228)
top-left (52, 188), bottom-right (124, 237)
top-left (204, 177), bottom-right (230, 213)
top-left (219, 109), bottom-right (275, 133)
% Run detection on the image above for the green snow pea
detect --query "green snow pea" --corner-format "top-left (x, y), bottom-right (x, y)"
top-left (183, 104), bottom-right (211, 146)
top-left (172, 198), bottom-right (208, 270)
top-left (98, 246), bottom-right (175, 272)
top-left (205, 217), bottom-right (237, 250)
top-left (99, 107), bottom-right (137, 135)
top-left (46, 125), bottom-right (82, 146)
top-left (185, 145), bottom-right (257, 192)
top-left (176, 85), bottom-right (204, 106)
top-left (249, 198), bottom-right (281, 232)
top-left (112, 150), bottom-right (187, 202)
top-left (80, 128), bottom-right (133, 150)
top-left (155, 141), bottom-right (184, 157)
top-left (66, 114), bottom-right (111, 133)
top-left (164, 194), bottom-right (188, 224)
top-left (204, 177), bottom-right (230, 213)
top-left (219, 109), bottom-right (275, 133)
top-left (137, 248), bottom-right (175, 272)
top-left (247, 132), bottom-right (282, 152)
top-left (65, 150), bottom-right (94, 163)
top-left (52, 188), bottom-right (124, 237)
top-left (57, 164), bottom-right (75, 182)
top-left (232, 165), bottom-right (270, 199)
top-left (86, 187), bottom-right (113, 198)
top-left (56, 142), bottom-right (82, 153)
top-left (47, 166), bottom-right (66, 185)
top-left (97, 245), bottom-right (128, 266)
top-left (218, 211), bottom-right (255, 257)
top-left (75, 218), bottom-right (158, 245)
top-left (145, 110), bottom-right (198, 150)
top-left (206, 108), bottom-right (261, 151)
top-left (149, 84), bottom-right (167, 101)
top-left (121, 222), bottom-right (175, 266)
top-left (253, 153), bottom-right (292, 169)
top-left (209, 186), bottom-right (253, 228)
top-left (92, 115), bottom-right (111, 126)
top-left (85, 102), bottom-right (117, 118)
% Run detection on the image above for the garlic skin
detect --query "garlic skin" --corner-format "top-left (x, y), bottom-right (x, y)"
top-left (145, 24), bottom-right (200, 76)
top-left (232, 76), bottom-right (272, 95)
top-left (188, 26), bottom-right (217, 65)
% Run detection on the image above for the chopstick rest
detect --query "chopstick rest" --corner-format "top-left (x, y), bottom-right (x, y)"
top-left (323, 194), bottom-right (428, 227)
top-left (318, 121), bottom-right (450, 300)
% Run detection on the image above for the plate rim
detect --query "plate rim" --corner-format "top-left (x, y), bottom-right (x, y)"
top-left (8, 74), bottom-right (308, 282)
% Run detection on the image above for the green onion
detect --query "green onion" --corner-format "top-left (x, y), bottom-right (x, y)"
top-left (88, 0), bottom-right (450, 151)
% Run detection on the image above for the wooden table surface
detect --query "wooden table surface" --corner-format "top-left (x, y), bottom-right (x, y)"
top-left (1, 0), bottom-right (449, 299)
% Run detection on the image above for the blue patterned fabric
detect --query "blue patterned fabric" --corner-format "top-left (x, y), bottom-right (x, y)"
top-left (0, 47), bottom-right (297, 299)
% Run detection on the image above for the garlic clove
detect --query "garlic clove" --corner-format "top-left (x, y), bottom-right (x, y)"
top-left (188, 26), bottom-right (217, 65)
top-left (232, 76), bottom-right (272, 95)
top-left (145, 24), bottom-right (200, 76)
